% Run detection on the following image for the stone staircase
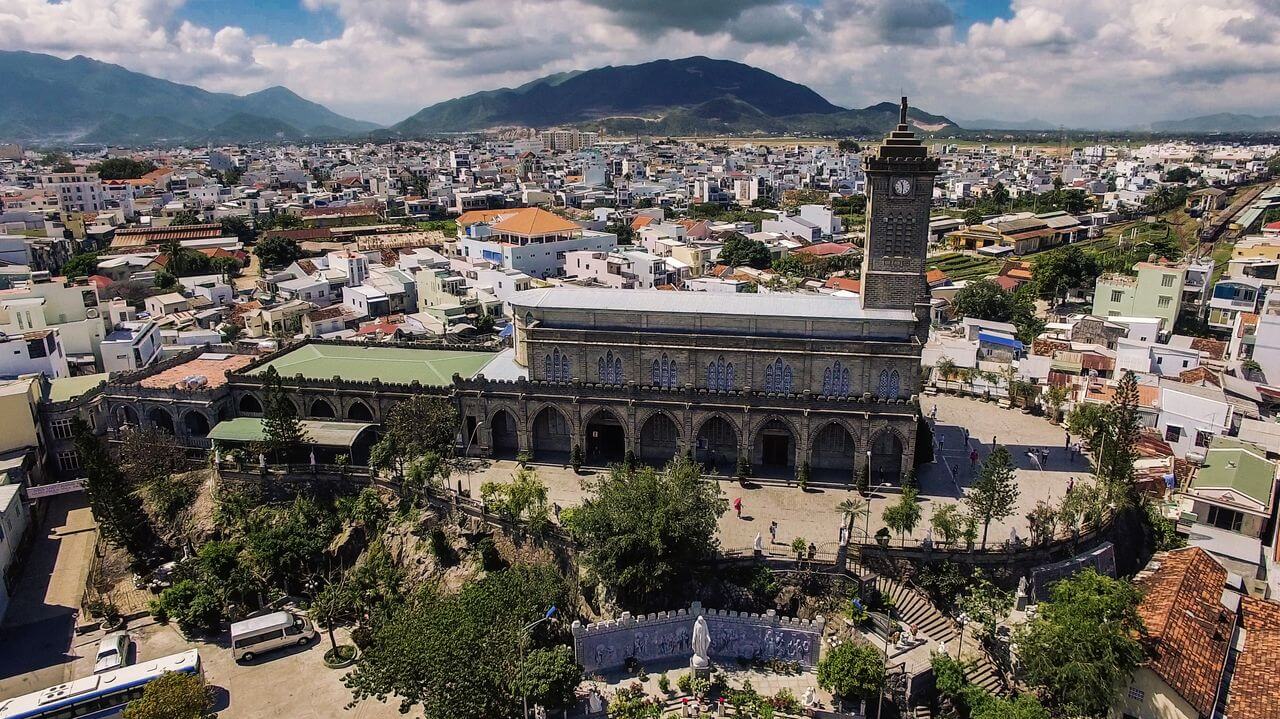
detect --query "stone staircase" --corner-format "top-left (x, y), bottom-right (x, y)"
top-left (874, 576), bottom-right (1005, 696)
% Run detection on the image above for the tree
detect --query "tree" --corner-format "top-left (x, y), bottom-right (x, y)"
top-left (837, 497), bottom-right (869, 540)
top-left (990, 182), bottom-right (1011, 208)
top-left (952, 278), bottom-right (1015, 322)
top-left (562, 456), bottom-right (726, 610)
top-left (370, 396), bottom-right (459, 477)
top-left (1042, 385), bottom-right (1068, 423)
top-left (220, 215), bottom-right (255, 243)
top-left (151, 579), bottom-right (223, 635)
top-left (42, 151), bottom-right (75, 173)
top-left (1014, 569), bottom-right (1145, 718)
top-left (62, 251), bottom-right (101, 278)
top-left (72, 418), bottom-right (154, 555)
top-left (474, 313), bottom-right (495, 333)
top-left (259, 366), bottom-right (309, 461)
top-left (837, 139), bottom-right (861, 153)
top-left (311, 573), bottom-right (355, 652)
top-left (936, 357), bottom-right (958, 390)
top-left (120, 426), bottom-right (196, 521)
top-left (515, 645), bottom-right (582, 712)
top-left (963, 208), bottom-right (984, 226)
top-left (89, 158), bottom-right (156, 180)
top-left (481, 467), bottom-right (550, 532)
top-left (122, 671), bottom-right (212, 719)
top-left (1096, 370), bottom-right (1142, 509)
top-left (342, 564), bottom-right (570, 719)
top-left (817, 642), bottom-right (885, 700)
top-left (1066, 403), bottom-right (1109, 447)
top-left (966, 446), bottom-right (1020, 548)
top-left (170, 210), bottom-right (203, 226)
top-left (882, 487), bottom-right (922, 546)
top-left (1033, 246), bottom-right (1099, 305)
top-left (958, 577), bottom-right (1014, 642)
top-left (718, 234), bottom-right (772, 270)
top-left (970, 692), bottom-right (1053, 719)
top-left (254, 235), bottom-right (302, 269)
top-left (259, 212), bottom-right (304, 232)
top-left (930, 503), bottom-right (964, 545)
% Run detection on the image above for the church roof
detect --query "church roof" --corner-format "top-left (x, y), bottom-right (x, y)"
top-left (509, 287), bottom-right (915, 322)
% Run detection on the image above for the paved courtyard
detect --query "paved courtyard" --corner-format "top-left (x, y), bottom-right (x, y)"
top-left (473, 394), bottom-right (1093, 554)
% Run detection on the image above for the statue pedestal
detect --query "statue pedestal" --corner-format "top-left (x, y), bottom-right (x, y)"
top-left (690, 654), bottom-right (710, 681)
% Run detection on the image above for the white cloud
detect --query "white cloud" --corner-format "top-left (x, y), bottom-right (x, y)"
top-left (0, 0), bottom-right (1278, 127)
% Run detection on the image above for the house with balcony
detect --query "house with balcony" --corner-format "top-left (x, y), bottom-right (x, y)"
top-left (1178, 437), bottom-right (1277, 588)
top-left (456, 207), bottom-right (616, 279)
top-left (1208, 277), bottom-right (1264, 332)
top-left (564, 249), bottom-right (681, 290)
top-left (1157, 379), bottom-right (1234, 459)
top-left (1092, 262), bottom-right (1187, 333)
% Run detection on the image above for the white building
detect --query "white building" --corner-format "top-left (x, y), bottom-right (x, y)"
top-left (1157, 379), bottom-right (1234, 459)
top-left (41, 172), bottom-right (104, 213)
top-left (458, 207), bottom-right (616, 279)
top-left (100, 320), bottom-right (162, 373)
top-left (0, 329), bottom-right (68, 379)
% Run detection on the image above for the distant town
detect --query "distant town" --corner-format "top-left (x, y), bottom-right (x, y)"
top-left (1, 94), bottom-right (1280, 719)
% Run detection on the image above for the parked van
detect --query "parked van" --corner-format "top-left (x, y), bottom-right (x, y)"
top-left (230, 611), bottom-right (317, 662)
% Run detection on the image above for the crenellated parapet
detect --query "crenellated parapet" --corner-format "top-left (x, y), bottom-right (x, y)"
top-left (570, 601), bottom-right (825, 674)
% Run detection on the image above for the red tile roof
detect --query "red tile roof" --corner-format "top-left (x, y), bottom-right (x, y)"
top-left (1229, 596), bottom-right (1280, 719)
top-left (794, 242), bottom-right (857, 257)
top-left (824, 277), bottom-right (861, 293)
top-left (1135, 548), bottom-right (1232, 719)
top-left (1190, 337), bottom-right (1228, 361)
top-left (136, 353), bottom-right (255, 390)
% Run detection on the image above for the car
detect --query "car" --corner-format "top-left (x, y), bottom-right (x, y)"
top-left (94, 632), bottom-right (131, 674)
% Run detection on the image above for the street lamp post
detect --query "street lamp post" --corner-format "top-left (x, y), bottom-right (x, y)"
top-left (956, 612), bottom-right (969, 660)
top-left (461, 420), bottom-right (485, 496)
top-left (863, 482), bottom-right (893, 543)
top-left (520, 606), bottom-right (558, 719)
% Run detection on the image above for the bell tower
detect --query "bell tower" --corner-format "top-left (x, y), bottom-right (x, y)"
top-left (860, 97), bottom-right (939, 333)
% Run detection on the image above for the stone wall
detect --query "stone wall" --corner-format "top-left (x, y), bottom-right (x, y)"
top-left (571, 601), bottom-right (824, 674)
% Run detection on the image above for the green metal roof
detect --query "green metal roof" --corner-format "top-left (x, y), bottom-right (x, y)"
top-left (46, 373), bottom-right (108, 402)
top-left (246, 343), bottom-right (496, 386)
top-left (208, 417), bottom-right (375, 447)
top-left (1190, 437), bottom-right (1276, 508)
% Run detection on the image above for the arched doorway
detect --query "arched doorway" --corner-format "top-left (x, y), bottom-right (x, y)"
top-left (695, 416), bottom-right (738, 474)
top-left (811, 422), bottom-right (856, 480)
top-left (490, 409), bottom-right (519, 458)
top-left (752, 418), bottom-right (795, 476)
top-left (183, 411), bottom-right (210, 438)
top-left (237, 393), bottom-right (262, 414)
top-left (585, 409), bottom-right (626, 464)
top-left (870, 430), bottom-right (904, 485)
top-left (531, 405), bottom-right (572, 461)
top-left (115, 404), bottom-right (139, 428)
top-left (310, 398), bottom-right (336, 419)
top-left (148, 407), bottom-right (174, 435)
top-left (638, 412), bottom-right (680, 465)
top-left (347, 400), bottom-right (374, 421)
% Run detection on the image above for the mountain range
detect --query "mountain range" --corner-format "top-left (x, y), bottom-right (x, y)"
top-left (1150, 112), bottom-right (1280, 133)
top-left (390, 56), bottom-right (956, 137)
top-left (0, 50), bottom-right (379, 145)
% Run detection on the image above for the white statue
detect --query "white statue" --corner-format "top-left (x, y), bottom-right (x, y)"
top-left (803, 687), bottom-right (816, 707)
top-left (259, 452), bottom-right (266, 467)
top-left (692, 615), bottom-right (711, 663)
top-left (587, 688), bottom-right (603, 713)
top-left (753, 532), bottom-right (763, 552)
top-left (310, 450), bottom-right (317, 466)
top-left (214, 447), bottom-right (221, 464)
top-left (937, 640), bottom-right (948, 657)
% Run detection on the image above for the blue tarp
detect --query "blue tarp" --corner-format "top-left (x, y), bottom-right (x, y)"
top-left (978, 331), bottom-right (1024, 350)
top-left (499, 323), bottom-right (514, 338)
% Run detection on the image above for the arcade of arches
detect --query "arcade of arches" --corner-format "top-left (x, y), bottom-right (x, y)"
top-left (466, 401), bottom-right (916, 484)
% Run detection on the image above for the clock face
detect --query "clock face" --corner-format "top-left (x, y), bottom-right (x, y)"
top-left (893, 178), bottom-right (912, 196)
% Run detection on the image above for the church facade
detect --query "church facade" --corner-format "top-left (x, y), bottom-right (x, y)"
top-left (461, 99), bottom-right (938, 483)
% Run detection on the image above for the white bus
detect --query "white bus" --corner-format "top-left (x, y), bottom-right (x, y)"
top-left (0, 650), bottom-right (201, 719)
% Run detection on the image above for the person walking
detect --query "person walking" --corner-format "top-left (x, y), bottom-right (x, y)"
top-left (969, 448), bottom-right (979, 470)
top-left (733, 497), bottom-right (743, 518)
top-left (769, 520), bottom-right (778, 544)
top-left (1064, 432), bottom-right (1071, 450)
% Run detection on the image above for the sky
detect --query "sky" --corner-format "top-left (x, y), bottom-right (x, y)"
top-left (1, 0), bottom-right (1278, 128)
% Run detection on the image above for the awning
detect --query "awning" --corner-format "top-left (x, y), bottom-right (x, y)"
top-left (977, 331), bottom-right (1024, 351)
top-left (209, 417), bottom-right (377, 448)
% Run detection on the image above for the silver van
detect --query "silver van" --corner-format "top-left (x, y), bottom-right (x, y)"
top-left (230, 611), bottom-right (317, 662)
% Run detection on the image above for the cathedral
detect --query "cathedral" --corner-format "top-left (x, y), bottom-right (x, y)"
top-left (460, 99), bottom-right (938, 484)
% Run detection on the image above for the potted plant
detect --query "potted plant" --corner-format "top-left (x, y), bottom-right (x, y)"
top-left (735, 455), bottom-right (750, 482)
top-left (875, 527), bottom-right (892, 547)
top-left (570, 444), bottom-right (583, 473)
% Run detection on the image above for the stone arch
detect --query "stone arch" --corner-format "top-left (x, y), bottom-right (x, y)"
top-left (489, 407), bottom-right (519, 458)
top-left (694, 413), bottom-right (739, 474)
top-left (309, 398), bottom-right (337, 419)
top-left (752, 416), bottom-right (796, 473)
top-left (182, 410), bottom-right (211, 438)
top-left (638, 410), bottom-right (681, 465)
top-left (869, 427), bottom-right (906, 485)
top-left (237, 393), bottom-right (263, 414)
top-left (148, 406), bottom-right (174, 435)
top-left (346, 399), bottom-right (374, 421)
top-left (530, 404), bottom-right (572, 461)
top-left (583, 406), bottom-right (627, 463)
top-left (810, 420), bottom-right (857, 478)
top-left (114, 404), bottom-right (139, 428)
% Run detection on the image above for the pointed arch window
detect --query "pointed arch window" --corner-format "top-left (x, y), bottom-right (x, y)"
top-left (705, 355), bottom-right (735, 391)
top-left (545, 347), bottom-right (571, 382)
top-left (824, 360), bottom-right (852, 395)
top-left (876, 368), bottom-right (901, 398)
top-left (652, 353), bottom-right (677, 389)
top-left (763, 357), bottom-right (794, 393)
top-left (599, 350), bottom-right (624, 384)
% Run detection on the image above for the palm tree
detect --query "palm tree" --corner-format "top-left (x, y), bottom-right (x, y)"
top-left (837, 497), bottom-right (870, 541)
top-left (936, 357), bottom-right (956, 391)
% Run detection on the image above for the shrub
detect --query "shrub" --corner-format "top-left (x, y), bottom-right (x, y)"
top-left (429, 527), bottom-right (457, 567)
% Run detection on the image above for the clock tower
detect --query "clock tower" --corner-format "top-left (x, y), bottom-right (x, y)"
top-left (860, 97), bottom-right (939, 335)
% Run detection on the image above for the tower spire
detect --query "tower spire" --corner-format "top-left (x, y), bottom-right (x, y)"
top-left (899, 96), bottom-right (909, 127)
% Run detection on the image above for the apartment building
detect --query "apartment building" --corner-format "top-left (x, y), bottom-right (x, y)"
top-left (1092, 262), bottom-right (1187, 333)
top-left (41, 172), bottom-right (105, 213)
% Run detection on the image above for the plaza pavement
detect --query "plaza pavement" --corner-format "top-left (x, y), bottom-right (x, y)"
top-left (471, 394), bottom-right (1094, 554)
